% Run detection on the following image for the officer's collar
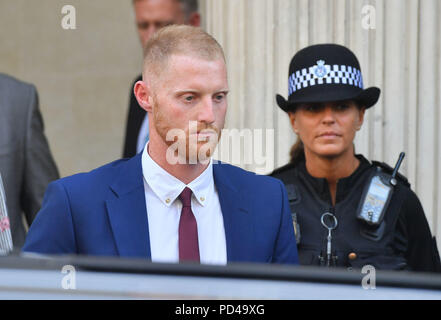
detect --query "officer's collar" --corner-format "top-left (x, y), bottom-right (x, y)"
top-left (298, 154), bottom-right (371, 204)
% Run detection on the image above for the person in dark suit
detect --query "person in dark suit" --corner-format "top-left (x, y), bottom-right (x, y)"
top-left (23, 26), bottom-right (299, 265)
top-left (0, 73), bottom-right (59, 249)
top-left (123, 0), bottom-right (201, 158)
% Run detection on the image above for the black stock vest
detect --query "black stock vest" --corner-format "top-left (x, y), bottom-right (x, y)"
top-left (271, 155), bottom-right (440, 271)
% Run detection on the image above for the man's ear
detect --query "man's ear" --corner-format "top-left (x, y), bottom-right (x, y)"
top-left (188, 12), bottom-right (201, 27)
top-left (134, 80), bottom-right (153, 112)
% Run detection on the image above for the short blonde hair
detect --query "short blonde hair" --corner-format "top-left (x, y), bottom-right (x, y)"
top-left (142, 25), bottom-right (225, 82)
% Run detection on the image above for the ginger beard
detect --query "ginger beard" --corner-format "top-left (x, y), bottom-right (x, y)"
top-left (152, 96), bottom-right (222, 164)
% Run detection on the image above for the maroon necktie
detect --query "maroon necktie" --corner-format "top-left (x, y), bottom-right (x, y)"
top-left (178, 187), bottom-right (200, 262)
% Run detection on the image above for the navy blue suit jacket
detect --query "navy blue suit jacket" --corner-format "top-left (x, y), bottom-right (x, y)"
top-left (23, 154), bottom-right (298, 264)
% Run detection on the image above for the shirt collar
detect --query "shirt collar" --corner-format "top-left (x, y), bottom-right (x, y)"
top-left (141, 142), bottom-right (214, 207)
top-left (297, 154), bottom-right (371, 204)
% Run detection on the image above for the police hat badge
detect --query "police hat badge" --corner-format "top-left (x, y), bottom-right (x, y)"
top-left (314, 60), bottom-right (328, 78)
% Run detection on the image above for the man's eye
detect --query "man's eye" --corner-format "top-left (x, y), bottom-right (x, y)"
top-left (138, 22), bottom-right (150, 30)
top-left (156, 21), bottom-right (173, 29)
top-left (214, 94), bottom-right (225, 101)
top-left (184, 95), bottom-right (194, 102)
top-left (335, 104), bottom-right (349, 111)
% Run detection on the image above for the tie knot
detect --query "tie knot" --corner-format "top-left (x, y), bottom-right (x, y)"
top-left (179, 187), bottom-right (192, 207)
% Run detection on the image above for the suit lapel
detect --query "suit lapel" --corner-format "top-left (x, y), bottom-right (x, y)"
top-left (104, 158), bottom-right (254, 261)
top-left (106, 154), bottom-right (151, 258)
top-left (213, 163), bottom-right (254, 263)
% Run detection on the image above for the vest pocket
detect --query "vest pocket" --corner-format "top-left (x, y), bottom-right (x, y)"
top-left (298, 245), bottom-right (322, 266)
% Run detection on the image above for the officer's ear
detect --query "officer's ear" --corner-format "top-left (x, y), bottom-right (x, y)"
top-left (288, 112), bottom-right (299, 134)
top-left (356, 105), bottom-right (366, 131)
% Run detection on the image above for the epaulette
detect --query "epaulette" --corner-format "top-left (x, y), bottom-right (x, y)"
top-left (270, 162), bottom-right (296, 177)
top-left (371, 160), bottom-right (410, 188)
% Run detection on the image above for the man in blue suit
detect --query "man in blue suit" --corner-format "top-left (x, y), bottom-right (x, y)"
top-left (23, 26), bottom-right (298, 265)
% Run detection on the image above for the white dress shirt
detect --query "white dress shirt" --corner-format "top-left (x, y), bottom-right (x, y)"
top-left (141, 143), bottom-right (227, 265)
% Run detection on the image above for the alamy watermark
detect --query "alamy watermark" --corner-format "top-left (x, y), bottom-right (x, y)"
top-left (361, 264), bottom-right (376, 289)
top-left (61, 264), bottom-right (76, 290)
top-left (361, 5), bottom-right (376, 30)
top-left (60, 5), bottom-right (375, 32)
top-left (61, 5), bottom-right (76, 30)
top-left (163, 121), bottom-right (274, 174)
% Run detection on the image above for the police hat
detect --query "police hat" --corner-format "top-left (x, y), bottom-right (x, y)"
top-left (276, 43), bottom-right (380, 112)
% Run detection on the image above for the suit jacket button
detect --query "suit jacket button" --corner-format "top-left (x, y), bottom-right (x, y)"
top-left (348, 252), bottom-right (357, 260)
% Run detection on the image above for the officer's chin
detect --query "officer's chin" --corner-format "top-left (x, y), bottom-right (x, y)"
top-left (313, 145), bottom-right (347, 160)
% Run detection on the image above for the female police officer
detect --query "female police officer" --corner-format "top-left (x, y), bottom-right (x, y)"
top-left (271, 44), bottom-right (440, 272)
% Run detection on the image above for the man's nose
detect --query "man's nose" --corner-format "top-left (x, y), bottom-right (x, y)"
top-left (198, 98), bottom-right (215, 124)
top-left (144, 25), bottom-right (159, 43)
top-left (147, 23), bottom-right (158, 39)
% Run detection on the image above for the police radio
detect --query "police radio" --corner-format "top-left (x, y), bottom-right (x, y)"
top-left (356, 152), bottom-right (405, 227)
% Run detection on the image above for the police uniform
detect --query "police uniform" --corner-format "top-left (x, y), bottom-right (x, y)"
top-left (273, 44), bottom-right (441, 272)
top-left (271, 155), bottom-right (441, 272)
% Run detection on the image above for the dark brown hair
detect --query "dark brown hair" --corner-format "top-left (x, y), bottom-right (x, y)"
top-left (289, 138), bottom-right (305, 165)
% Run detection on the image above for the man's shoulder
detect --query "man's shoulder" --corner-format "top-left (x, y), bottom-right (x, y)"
top-left (213, 161), bottom-right (284, 188)
top-left (0, 74), bottom-right (37, 121)
top-left (55, 156), bottom-right (138, 194)
top-left (0, 73), bottom-right (34, 91)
